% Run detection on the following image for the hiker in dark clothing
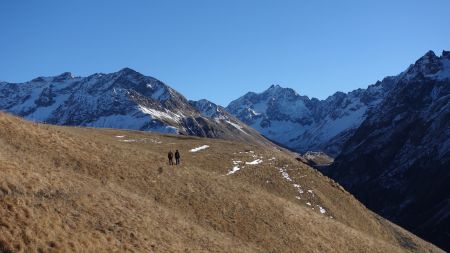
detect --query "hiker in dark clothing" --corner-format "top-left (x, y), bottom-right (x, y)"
top-left (175, 150), bottom-right (181, 165)
top-left (168, 150), bottom-right (174, 165)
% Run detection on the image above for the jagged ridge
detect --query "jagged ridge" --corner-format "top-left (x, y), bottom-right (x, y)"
top-left (0, 68), bottom-right (271, 147)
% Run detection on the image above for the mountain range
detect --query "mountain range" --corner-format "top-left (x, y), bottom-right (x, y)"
top-left (0, 50), bottom-right (449, 250)
top-left (227, 50), bottom-right (450, 250)
top-left (328, 50), bottom-right (450, 249)
top-left (0, 67), bottom-right (272, 147)
top-left (226, 81), bottom-right (396, 156)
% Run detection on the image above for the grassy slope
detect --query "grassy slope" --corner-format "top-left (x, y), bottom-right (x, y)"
top-left (0, 113), bottom-right (443, 253)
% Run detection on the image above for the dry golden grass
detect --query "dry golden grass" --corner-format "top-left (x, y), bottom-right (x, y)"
top-left (0, 112), bottom-right (443, 253)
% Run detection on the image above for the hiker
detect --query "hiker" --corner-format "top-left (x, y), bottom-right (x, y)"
top-left (175, 150), bottom-right (180, 165)
top-left (168, 150), bottom-right (174, 165)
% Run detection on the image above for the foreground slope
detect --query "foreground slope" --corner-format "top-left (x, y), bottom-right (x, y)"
top-left (0, 113), bottom-right (442, 253)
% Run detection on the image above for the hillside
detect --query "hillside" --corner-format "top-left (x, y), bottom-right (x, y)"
top-left (0, 113), bottom-right (443, 252)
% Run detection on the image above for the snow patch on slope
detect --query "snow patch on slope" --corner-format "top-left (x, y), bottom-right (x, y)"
top-left (138, 105), bottom-right (182, 122)
top-left (246, 159), bottom-right (263, 165)
top-left (190, 145), bottom-right (210, 152)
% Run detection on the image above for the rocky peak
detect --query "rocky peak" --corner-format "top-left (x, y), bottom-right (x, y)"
top-left (116, 67), bottom-right (143, 79)
top-left (268, 84), bottom-right (282, 90)
top-left (415, 50), bottom-right (439, 66)
top-left (108, 68), bottom-right (174, 101)
top-left (195, 99), bottom-right (217, 109)
top-left (53, 72), bottom-right (74, 82)
top-left (119, 67), bottom-right (136, 73)
top-left (404, 50), bottom-right (443, 78)
top-left (30, 76), bottom-right (47, 83)
top-left (190, 99), bottom-right (223, 118)
top-left (423, 50), bottom-right (437, 59)
top-left (262, 85), bottom-right (305, 103)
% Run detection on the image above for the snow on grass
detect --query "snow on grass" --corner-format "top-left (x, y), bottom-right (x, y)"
top-left (293, 184), bottom-right (304, 194)
top-left (268, 157), bottom-right (276, 161)
top-left (246, 159), bottom-right (263, 165)
top-left (121, 139), bottom-right (137, 142)
top-left (115, 135), bottom-right (125, 138)
top-left (118, 138), bottom-right (162, 144)
top-left (227, 166), bottom-right (241, 175)
top-left (276, 165), bottom-right (326, 215)
top-left (190, 145), bottom-right (210, 152)
top-left (278, 167), bottom-right (293, 181)
top-left (228, 154), bottom-right (263, 175)
top-left (238, 150), bottom-right (257, 155)
top-left (278, 166), bottom-right (307, 199)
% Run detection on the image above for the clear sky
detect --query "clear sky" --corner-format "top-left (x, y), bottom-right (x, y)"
top-left (1, 0), bottom-right (449, 105)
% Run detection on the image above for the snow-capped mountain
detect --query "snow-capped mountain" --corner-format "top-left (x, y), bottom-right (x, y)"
top-left (189, 99), bottom-right (270, 141)
top-left (328, 50), bottom-right (450, 250)
top-left (0, 68), bottom-right (271, 146)
top-left (226, 79), bottom-right (396, 156)
top-left (226, 50), bottom-right (450, 250)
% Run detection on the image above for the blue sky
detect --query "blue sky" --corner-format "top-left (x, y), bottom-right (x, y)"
top-left (1, 0), bottom-right (449, 105)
